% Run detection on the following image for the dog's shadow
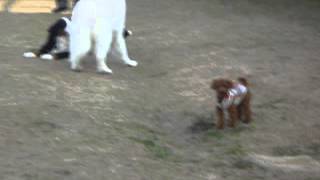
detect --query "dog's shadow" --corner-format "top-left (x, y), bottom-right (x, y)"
top-left (187, 112), bottom-right (215, 134)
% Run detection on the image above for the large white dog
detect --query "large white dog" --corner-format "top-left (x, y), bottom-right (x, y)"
top-left (69, 0), bottom-right (138, 74)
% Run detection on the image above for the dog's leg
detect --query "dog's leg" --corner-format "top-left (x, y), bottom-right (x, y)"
top-left (243, 95), bottom-right (252, 123)
top-left (228, 105), bottom-right (238, 128)
top-left (216, 107), bottom-right (224, 129)
top-left (95, 28), bottom-right (113, 74)
top-left (69, 28), bottom-right (91, 71)
top-left (113, 31), bottom-right (138, 67)
top-left (237, 104), bottom-right (243, 121)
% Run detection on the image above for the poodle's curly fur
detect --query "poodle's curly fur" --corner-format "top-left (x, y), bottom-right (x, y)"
top-left (211, 77), bottom-right (252, 129)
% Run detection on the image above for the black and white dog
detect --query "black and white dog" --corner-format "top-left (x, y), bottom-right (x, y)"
top-left (24, 17), bottom-right (132, 61)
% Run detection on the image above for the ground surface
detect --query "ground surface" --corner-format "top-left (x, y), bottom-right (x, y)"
top-left (0, 0), bottom-right (320, 179)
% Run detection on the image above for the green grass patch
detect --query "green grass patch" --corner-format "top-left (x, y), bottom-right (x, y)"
top-left (125, 122), bottom-right (163, 136)
top-left (226, 144), bottom-right (247, 156)
top-left (205, 130), bottom-right (224, 139)
top-left (233, 159), bottom-right (254, 170)
top-left (129, 137), bottom-right (171, 159)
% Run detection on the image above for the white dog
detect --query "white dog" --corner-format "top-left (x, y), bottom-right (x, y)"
top-left (69, 0), bottom-right (138, 74)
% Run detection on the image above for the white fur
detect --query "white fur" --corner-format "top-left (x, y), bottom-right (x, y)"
top-left (69, 0), bottom-right (138, 74)
top-left (40, 54), bottom-right (54, 60)
top-left (23, 52), bottom-right (37, 59)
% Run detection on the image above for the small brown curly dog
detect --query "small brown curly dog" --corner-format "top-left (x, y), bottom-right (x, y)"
top-left (211, 77), bottom-right (252, 129)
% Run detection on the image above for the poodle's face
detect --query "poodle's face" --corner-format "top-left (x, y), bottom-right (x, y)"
top-left (211, 79), bottom-right (234, 102)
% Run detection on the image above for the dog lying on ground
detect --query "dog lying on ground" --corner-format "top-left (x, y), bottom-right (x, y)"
top-left (69, 0), bottom-right (138, 74)
top-left (23, 17), bottom-right (132, 61)
top-left (211, 77), bottom-right (252, 129)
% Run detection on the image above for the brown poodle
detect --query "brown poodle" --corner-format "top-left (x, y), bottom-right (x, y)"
top-left (211, 77), bottom-right (252, 129)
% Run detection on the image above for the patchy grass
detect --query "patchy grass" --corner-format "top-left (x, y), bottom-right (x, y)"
top-left (233, 159), bottom-right (255, 170)
top-left (226, 144), bottom-right (247, 157)
top-left (129, 137), bottom-right (172, 159)
top-left (205, 130), bottom-right (224, 140)
top-left (305, 178), bottom-right (320, 180)
top-left (126, 122), bottom-right (160, 135)
top-left (273, 143), bottom-right (320, 160)
top-left (256, 98), bottom-right (287, 110)
top-left (126, 121), bottom-right (172, 159)
top-left (273, 145), bottom-right (303, 156)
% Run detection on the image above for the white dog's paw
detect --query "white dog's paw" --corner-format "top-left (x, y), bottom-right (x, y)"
top-left (23, 52), bottom-right (37, 59)
top-left (97, 66), bottom-right (113, 74)
top-left (125, 59), bottom-right (138, 67)
top-left (40, 54), bottom-right (54, 60)
top-left (70, 63), bottom-right (83, 72)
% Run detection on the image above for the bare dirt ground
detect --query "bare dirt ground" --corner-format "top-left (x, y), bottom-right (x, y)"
top-left (0, 0), bottom-right (320, 179)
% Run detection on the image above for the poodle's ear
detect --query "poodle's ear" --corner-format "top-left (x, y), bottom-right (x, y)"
top-left (224, 80), bottom-right (234, 89)
top-left (211, 79), bottom-right (218, 90)
top-left (238, 77), bottom-right (249, 86)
